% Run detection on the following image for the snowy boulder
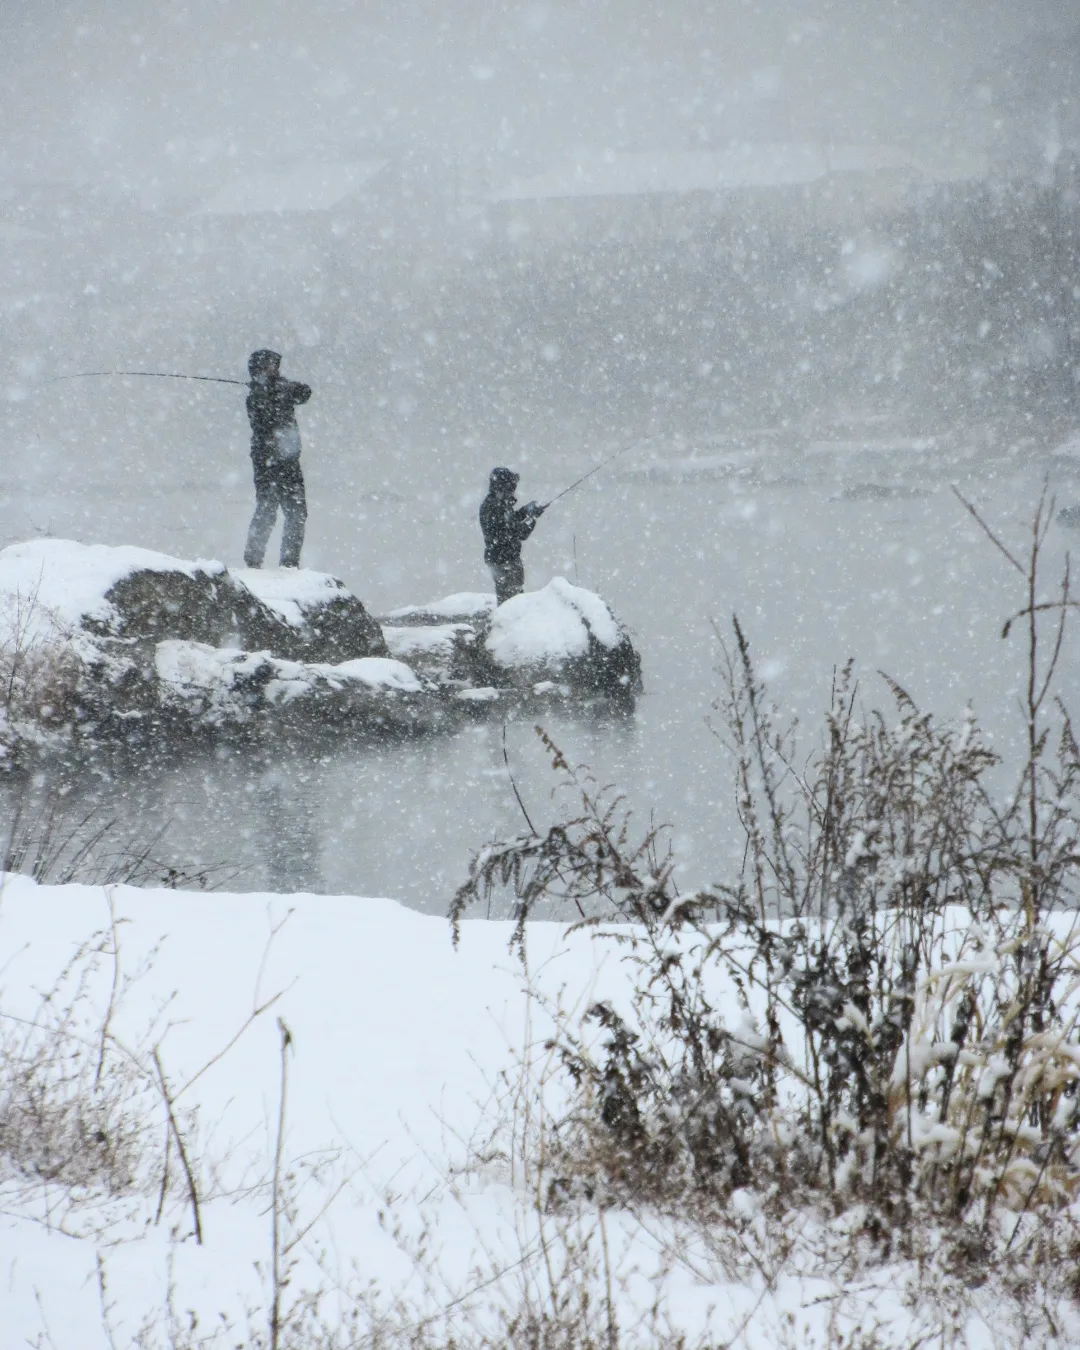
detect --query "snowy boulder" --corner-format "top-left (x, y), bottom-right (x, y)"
top-left (482, 579), bottom-right (642, 705)
top-left (379, 581), bottom-right (641, 707)
top-left (377, 594), bottom-right (492, 691)
top-left (0, 540), bottom-right (402, 752)
top-left (0, 540), bottom-right (240, 743)
top-left (230, 568), bottom-right (388, 663)
top-left (0, 539), bottom-right (235, 646)
top-left (154, 642), bottom-right (433, 736)
top-left (0, 541), bottom-right (388, 662)
top-left (382, 623), bottom-right (478, 684)
top-left (382, 592), bottom-right (496, 627)
top-left (0, 540), bottom-right (641, 758)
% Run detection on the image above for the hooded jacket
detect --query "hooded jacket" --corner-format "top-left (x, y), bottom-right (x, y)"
top-left (247, 377), bottom-right (311, 464)
top-left (479, 487), bottom-right (541, 565)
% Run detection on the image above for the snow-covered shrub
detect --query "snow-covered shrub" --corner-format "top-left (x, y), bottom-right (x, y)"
top-left (0, 582), bottom-right (82, 751)
top-left (452, 494), bottom-right (1080, 1248)
top-left (0, 915), bottom-right (170, 1237)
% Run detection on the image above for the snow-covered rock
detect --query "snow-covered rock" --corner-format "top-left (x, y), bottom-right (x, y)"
top-left (0, 542), bottom-right (388, 663)
top-left (381, 592), bottom-right (496, 626)
top-left (0, 540), bottom-right (403, 750)
top-left (382, 622), bottom-right (478, 683)
top-left (0, 538), bottom-right (234, 646)
top-left (383, 579), bottom-right (642, 706)
top-left (155, 642), bottom-right (431, 735)
top-left (0, 544), bottom-right (642, 756)
top-left (0, 540), bottom-right (238, 747)
top-left (230, 567), bottom-right (388, 662)
top-left (482, 578), bottom-right (642, 704)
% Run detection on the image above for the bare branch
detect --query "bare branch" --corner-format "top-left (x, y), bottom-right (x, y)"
top-left (951, 483), bottom-right (1025, 575)
top-left (151, 1048), bottom-right (202, 1245)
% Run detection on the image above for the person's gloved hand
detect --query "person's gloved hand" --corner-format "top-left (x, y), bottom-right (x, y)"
top-left (524, 501), bottom-right (545, 519)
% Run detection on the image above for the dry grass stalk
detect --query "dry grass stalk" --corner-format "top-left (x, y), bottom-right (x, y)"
top-left (452, 496), bottom-right (1080, 1260)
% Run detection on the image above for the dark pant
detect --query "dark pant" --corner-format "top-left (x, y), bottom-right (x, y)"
top-left (489, 558), bottom-right (525, 605)
top-left (245, 458), bottom-right (307, 568)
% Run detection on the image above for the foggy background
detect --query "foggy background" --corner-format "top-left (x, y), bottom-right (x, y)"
top-left (3, 2), bottom-right (1079, 483)
top-left (2, 2), bottom-right (1079, 905)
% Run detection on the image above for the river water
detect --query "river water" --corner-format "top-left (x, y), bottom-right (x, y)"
top-left (3, 404), bottom-right (1079, 912)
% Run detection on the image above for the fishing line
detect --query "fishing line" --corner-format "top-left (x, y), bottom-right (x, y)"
top-left (542, 435), bottom-right (646, 510)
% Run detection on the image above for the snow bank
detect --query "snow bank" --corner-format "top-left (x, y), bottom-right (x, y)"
top-left (2, 879), bottom-right (1072, 1350)
top-left (0, 877), bottom-right (615, 1349)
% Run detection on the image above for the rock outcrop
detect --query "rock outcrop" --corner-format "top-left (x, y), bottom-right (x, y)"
top-left (481, 578), bottom-right (642, 706)
top-left (381, 623), bottom-right (479, 685)
top-left (0, 540), bottom-right (234, 646)
top-left (230, 568), bottom-right (389, 663)
top-left (0, 541), bottom-right (642, 761)
top-left (383, 593), bottom-right (496, 627)
top-left (0, 540), bottom-right (403, 750)
top-left (155, 643), bottom-right (428, 734)
top-left (381, 578), bottom-right (642, 710)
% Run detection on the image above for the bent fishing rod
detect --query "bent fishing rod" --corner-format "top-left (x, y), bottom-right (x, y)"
top-left (541, 435), bottom-right (646, 511)
top-left (45, 369), bottom-right (247, 386)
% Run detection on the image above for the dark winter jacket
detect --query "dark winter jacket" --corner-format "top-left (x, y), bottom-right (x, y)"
top-left (247, 377), bottom-right (312, 463)
top-left (479, 491), bottom-right (542, 566)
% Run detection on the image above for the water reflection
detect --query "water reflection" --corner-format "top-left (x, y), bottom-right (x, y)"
top-left (257, 770), bottom-right (324, 894)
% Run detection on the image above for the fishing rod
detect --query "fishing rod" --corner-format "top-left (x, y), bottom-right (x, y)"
top-left (45, 369), bottom-right (246, 386)
top-left (542, 436), bottom-right (645, 510)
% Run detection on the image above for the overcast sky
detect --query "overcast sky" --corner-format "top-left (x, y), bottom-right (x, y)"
top-left (2, 1), bottom-right (1073, 200)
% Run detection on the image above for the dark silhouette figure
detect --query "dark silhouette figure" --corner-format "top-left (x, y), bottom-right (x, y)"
top-left (244, 349), bottom-right (311, 568)
top-left (479, 467), bottom-right (544, 604)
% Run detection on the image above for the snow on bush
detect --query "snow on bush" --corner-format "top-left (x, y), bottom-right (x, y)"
top-left (455, 491), bottom-right (1080, 1263)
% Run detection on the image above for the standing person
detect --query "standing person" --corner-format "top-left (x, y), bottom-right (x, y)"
top-left (243, 349), bottom-right (311, 568)
top-left (479, 467), bottom-right (545, 604)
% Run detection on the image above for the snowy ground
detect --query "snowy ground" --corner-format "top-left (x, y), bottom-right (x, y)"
top-left (3, 875), bottom-right (1078, 1349)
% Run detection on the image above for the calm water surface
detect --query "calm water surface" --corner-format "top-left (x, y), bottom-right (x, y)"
top-left (3, 414), bottom-right (1078, 911)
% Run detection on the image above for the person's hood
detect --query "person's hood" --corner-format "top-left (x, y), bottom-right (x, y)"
top-left (248, 349), bottom-right (282, 380)
top-left (489, 467), bottom-right (519, 493)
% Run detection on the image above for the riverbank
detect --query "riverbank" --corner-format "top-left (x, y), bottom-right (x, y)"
top-left (1, 875), bottom-right (1078, 1349)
